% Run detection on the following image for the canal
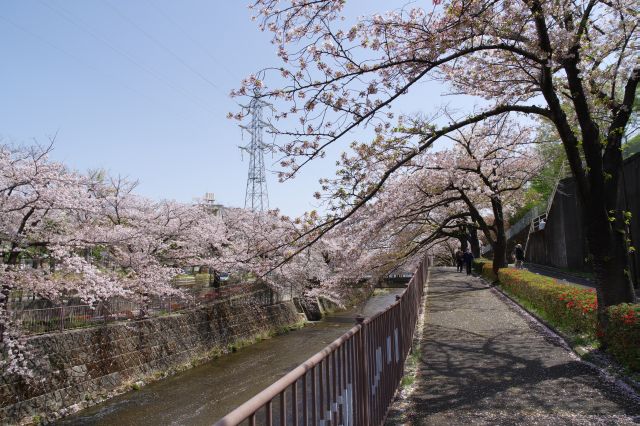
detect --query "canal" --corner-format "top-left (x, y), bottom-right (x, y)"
top-left (57, 289), bottom-right (404, 425)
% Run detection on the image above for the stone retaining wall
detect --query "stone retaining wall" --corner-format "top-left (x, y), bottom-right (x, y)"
top-left (0, 299), bottom-right (301, 425)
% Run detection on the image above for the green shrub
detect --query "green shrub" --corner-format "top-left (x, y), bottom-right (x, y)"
top-left (607, 304), bottom-right (640, 371)
top-left (498, 268), bottom-right (597, 334)
top-left (481, 263), bottom-right (497, 281)
top-left (495, 268), bottom-right (640, 371)
top-left (473, 258), bottom-right (492, 275)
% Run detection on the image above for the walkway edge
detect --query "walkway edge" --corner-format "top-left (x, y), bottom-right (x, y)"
top-left (479, 275), bottom-right (640, 405)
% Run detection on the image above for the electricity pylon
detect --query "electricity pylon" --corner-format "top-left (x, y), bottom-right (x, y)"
top-left (240, 95), bottom-right (272, 212)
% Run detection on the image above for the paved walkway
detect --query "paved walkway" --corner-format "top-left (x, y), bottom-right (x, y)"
top-left (387, 268), bottom-right (640, 425)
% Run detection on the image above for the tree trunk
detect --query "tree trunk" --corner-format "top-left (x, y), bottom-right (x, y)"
top-left (2, 245), bottom-right (20, 341)
top-left (468, 225), bottom-right (480, 258)
top-left (575, 128), bottom-right (635, 333)
top-left (6, 245), bottom-right (20, 267)
top-left (459, 237), bottom-right (468, 251)
top-left (584, 205), bottom-right (636, 335)
top-left (492, 236), bottom-right (508, 275)
top-left (491, 198), bottom-right (508, 275)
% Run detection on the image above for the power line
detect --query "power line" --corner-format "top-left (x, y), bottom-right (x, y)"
top-left (0, 12), bottom-right (165, 114)
top-left (38, 0), bottom-right (221, 117)
top-left (145, 0), bottom-right (237, 81)
top-left (101, 0), bottom-right (229, 100)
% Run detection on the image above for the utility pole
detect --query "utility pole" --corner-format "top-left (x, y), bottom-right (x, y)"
top-left (240, 95), bottom-right (272, 212)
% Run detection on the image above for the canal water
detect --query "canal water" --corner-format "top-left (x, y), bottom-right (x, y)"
top-left (57, 289), bottom-right (404, 426)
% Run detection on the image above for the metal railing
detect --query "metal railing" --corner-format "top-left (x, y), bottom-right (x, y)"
top-left (506, 206), bottom-right (540, 240)
top-left (214, 255), bottom-right (431, 426)
top-left (9, 283), bottom-right (289, 335)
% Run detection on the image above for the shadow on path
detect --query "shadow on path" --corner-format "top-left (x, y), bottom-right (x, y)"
top-left (387, 268), bottom-right (639, 425)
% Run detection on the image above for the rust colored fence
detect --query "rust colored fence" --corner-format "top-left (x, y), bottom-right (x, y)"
top-left (214, 255), bottom-right (431, 426)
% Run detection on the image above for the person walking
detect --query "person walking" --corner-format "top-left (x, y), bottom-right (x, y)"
top-left (455, 249), bottom-right (464, 272)
top-left (514, 244), bottom-right (525, 269)
top-left (463, 249), bottom-right (474, 276)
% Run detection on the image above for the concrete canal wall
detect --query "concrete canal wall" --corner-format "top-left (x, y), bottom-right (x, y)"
top-left (526, 152), bottom-right (640, 287)
top-left (0, 299), bottom-right (302, 425)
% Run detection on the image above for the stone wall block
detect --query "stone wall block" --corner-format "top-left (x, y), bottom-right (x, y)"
top-left (0, 300), bottom-right (299, 424)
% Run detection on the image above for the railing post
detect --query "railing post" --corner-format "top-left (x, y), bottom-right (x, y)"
top-left (59, 306), bottom-right (64, 332)
top-left (355, 315), bottom-right (369, 426)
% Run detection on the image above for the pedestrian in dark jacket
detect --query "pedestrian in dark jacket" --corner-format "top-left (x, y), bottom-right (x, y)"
top-left (514, 244), bottom-right (525, 270)
top-left (455, 249), bottom-right (464, 272)
top-left (463, 249), bottom-right (474, 275)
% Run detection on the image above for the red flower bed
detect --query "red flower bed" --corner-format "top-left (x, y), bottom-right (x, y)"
top-left (497, 268), bottom-right (598, 334)
top-left (490, 268), bottom-right (640, 371)
top-left (607, 304), bottom-right (640, 371)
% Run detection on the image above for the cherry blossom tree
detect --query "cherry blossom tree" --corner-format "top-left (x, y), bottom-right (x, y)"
top-left (239, 0), bottom-right (639, 324)
top-left (1, 142), bottom-right (374, 379)
top-left (430, 238), bottom-right (459, 266)
top-left (216, 208), bottom-right (364, 303)
top-left (0, 143), bottom-right (104, 376)
top-left (0, 145), bottom-right (223, 376)
top-left (424, 118), bottom-right (542, 273)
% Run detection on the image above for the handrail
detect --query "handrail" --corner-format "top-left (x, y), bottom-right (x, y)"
top-left (546, 161), bottom-right (566, 217)
top-left (506, 206), bottom-right (539, 240)
top-left (215, 324), bottom-right (362, 425)
top-left (214, 254), bottom-right (431, 426)
top-left (524, 161), bottom-right (567, 256)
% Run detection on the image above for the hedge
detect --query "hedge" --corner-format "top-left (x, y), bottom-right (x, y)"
top-left (482, 267), bottom-right (639, 371)
top-left (481, 263), bottom-right (497, 281)
top-left (607, 304), bottom-right (640, 371)
top-left (497, 268), bottom-right (597, 334)
top-left (472, 258), bottom-right (492, 274)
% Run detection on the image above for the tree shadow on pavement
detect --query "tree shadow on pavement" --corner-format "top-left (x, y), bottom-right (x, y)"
top-left (398, 270), bottom-right (640, 425)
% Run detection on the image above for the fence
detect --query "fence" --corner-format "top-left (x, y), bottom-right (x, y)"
top-left (213, 255), bottom-right (430, 426)
top-left (9, 282), bottom-right (287, 335)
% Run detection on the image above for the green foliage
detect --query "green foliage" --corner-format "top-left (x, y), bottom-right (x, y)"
top-left (508, 197), bottom-right (543, 224)
top-left (481, 263), bottom-right (497, 281)
top-left (607, 304), bottom-right (640, 371)
top-left (491, 268), bottom-right (640, 371)
top-left (623, 134), bottom-right (640, 159)
top-left (498, 269), bottom-right (597, 334)
top-left (400, 374), bottom-right (415, 387)
top-left (529, 140), bottom-right (566, 201)
top-left (509, 119), bottom-right (566, 223)
top-left (174, 274), bottom-right (192, 279)
top-left (472, 258), bottom-right (492, 275)
top-left (621, 89), bottom-right (639, 158)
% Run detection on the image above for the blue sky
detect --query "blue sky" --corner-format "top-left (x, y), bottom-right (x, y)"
top-left (0, 1), bottom-right (474, 216)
